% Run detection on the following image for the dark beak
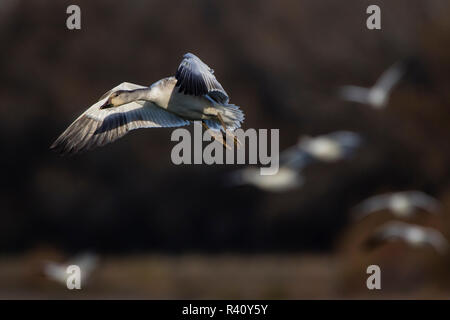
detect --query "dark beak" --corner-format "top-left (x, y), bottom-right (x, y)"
top-left (100, 100), bottom-right (113, 109)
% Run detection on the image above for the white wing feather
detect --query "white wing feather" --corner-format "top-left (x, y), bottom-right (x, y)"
top-left (338, 86), bottom-right (371, 104)
top-left (373, 62), bottom-right (405, 94)
top-left (51, 82), bottom-right (190, 155)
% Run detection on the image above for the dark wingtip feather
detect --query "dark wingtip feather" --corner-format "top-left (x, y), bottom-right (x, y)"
top-left (175, 54), bottom-right (225, 99)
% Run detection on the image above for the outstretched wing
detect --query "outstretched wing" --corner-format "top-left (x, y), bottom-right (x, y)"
top-left (405, 191), bottom-right (442, 213)
top-left (364, 221), bottom-right (408, 250)
top-left (352, 194), bottom-right (393, 219)
top-left (175, 52), bottom-right (229, 104)
top-left (425, 228), bottom-right (449, 254)
top-left (338, 86), bottom-right (371, 104)
top-left (279, 144), bottom-right (313, 170)
top-left (50, 82), bottom-right (190, 155)
top-left (43, 263), bottom-right (66, 284)
top-left (374, 61), bottom-right (405, 94)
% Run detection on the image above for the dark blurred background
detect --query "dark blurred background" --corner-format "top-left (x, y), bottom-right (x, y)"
top-left (1, 0), bottom-right (450, 298)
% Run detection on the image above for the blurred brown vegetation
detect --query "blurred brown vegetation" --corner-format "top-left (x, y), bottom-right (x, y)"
top-left (1, 0), bottom-right (450, 299)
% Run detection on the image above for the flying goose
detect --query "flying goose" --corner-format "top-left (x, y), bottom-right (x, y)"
top-left (364, 221), bottom-right (448, 254)
top-left (228, 131), bottom-right (361, 192)
top-left (228, 166), bottom-right (305, 193)
top-left (338, 61), bottom-right (405, 109)
top-left (226, 140), bottom-right (310, 192)
top-left (51, 53), bottom-right (244, 155)
top-left (297, 131), bottom-right (362, 162)
top-left (352, 191), bottom-right (441, 220)
top-left (43, 253), bottom-right (99, 285)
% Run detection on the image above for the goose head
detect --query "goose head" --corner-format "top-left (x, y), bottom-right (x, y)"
top-left (100, 90), bottom-right (128, 109)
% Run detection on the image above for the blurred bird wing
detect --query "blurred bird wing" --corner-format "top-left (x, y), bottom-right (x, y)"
top-left (279, 145), bottom-right (312, 170)
top-left (326, 131), bottom-right (362, 148)
top-left (43, 262), bottom-right (67, 283)
top-left (426, 229), bottom-right (449, 254)
top-left (251, 168), bottom-right (303, 192)
top-left (404, 191), bottom-right (442, 213)
top-left (227, 167), bottom-right (260, 188)
top-left (353, 194), bottom-right (393, 218)
top-left (175, 52), bottom-right (229, 104)
top-left (240, 168), bottom-right (260, 185)
top-left (228, 167), bottom-right (303, 192)
top-left (374, 221), bottom-right (412, 241)
top-left (68, 253), bottom-right (99, 276)
top-left (338, 86), bottom-right (371, 104)
top-left (374, 61), bottom-right (405, 93)
top-left (50, 82), bottom-right (190, 155)
top-left (382, 222), bottom-right (407, 235)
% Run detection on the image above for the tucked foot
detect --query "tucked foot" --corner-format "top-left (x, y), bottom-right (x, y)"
top-left (217, 113), bottom-right (241, 148)
top-left (202, 121), bottom-right (232, 150)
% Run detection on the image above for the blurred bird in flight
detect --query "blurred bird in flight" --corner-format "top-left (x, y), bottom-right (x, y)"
top-left (228, 131), bottom-right (362, 192)
top-left (295, 131), bottom-right (362, 163)
top-left (352, 191), bottom-right (441, 220)
top-left (43, 252), bottom-right (99, 286)
top-left (51, 53), bottom-right (244, 155)
top-left (228, 166), bottom-right (305, 193)
top-left (364, 221), bottom-right (448, 254)
top-left (338, 61), bottom-right (405, 109)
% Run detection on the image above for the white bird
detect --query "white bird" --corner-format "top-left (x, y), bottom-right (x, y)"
top-left (51, 53), bottom-right (244, 154)
top-left (364, 221), bottom-right (448, 254)
top-left (228, 131), bottom-right (361, 192)
top-left (297, 131), bottom-right (362, 162)
top-left (228, 166), bottom-right (304, 193)
top-left (43, 253), bottom-right (99, 285)
top-left (338, 61), bottom-right (405, 109)
top-left (353, 191), bottom-right (441, 220)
